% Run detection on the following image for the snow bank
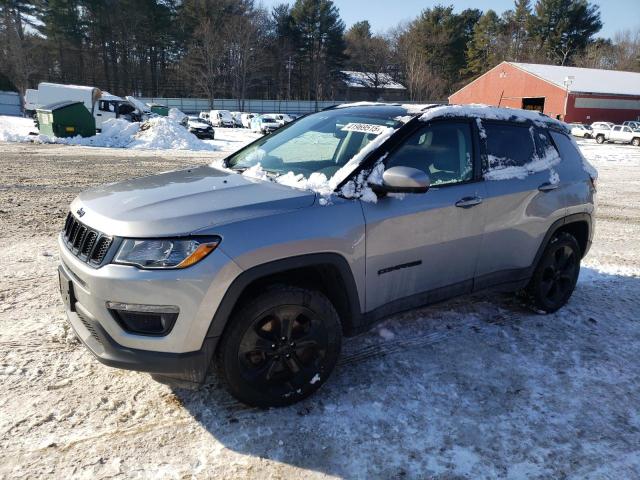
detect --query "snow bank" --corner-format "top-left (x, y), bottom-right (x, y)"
top-left (49, 116), bottom-right (216, 151)
top-left (168, 107), bottom-right (187, 124)
top-left (0, 115), bottom-right (35, 142)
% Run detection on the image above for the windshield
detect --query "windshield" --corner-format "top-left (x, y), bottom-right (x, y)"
top-left (226, 109), bottom-right (402, 179)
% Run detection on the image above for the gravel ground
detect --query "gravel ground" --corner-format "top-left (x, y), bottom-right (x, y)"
top-left (1, 140), bottom-right (640, 479)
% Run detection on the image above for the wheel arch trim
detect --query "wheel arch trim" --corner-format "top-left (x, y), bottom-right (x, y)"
top-left (205, 253), bottom-right (362, 340)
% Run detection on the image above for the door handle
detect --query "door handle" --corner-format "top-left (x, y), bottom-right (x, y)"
top-left (538, 182), bottom-right (559, 192)
top-left (96, 113), bottom-right (102, 116)
top-left (455, 196), bottom-right (483, 208)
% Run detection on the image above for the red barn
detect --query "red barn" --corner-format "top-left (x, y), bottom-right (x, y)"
top-left (449, 61), bottom-right (640, 124)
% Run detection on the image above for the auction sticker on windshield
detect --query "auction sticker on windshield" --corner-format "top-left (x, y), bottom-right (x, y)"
top-left (341, 123), bottom-right (387, 135)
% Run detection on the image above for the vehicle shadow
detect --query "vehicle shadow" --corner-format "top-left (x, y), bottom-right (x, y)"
top-left (173, 266), bottom-right (640, 478)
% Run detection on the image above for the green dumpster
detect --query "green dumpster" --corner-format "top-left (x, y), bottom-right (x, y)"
top-left (36, 101), bottom-right (96, 138)
top-left (149, 104), bottom-right (169, 116)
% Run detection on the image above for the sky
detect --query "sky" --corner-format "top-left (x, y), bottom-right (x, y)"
top-left (257, 0), bottom-right (639, 40)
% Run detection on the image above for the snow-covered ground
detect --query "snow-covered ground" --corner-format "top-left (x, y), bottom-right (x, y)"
top-left (1, 119), bottom-right (640, 478)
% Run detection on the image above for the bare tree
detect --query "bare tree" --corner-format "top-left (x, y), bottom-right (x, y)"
top-left (180, 18), bottom-right (224, 107)
top-left (0, 1), bottom-right (37, 99)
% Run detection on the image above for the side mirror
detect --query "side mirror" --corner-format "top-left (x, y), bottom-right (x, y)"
top-left (371, 166), bottom-right (430, 194)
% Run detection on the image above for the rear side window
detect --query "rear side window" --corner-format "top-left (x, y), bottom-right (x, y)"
top-left (483, 123), bottom-right (535, 171)
top-left (549, 131), bottom-right (584, 168)
top-left (534, 128), bottom-right (559, 158)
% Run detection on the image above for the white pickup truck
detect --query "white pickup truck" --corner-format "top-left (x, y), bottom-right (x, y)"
top-left (594, 124), bottom-right (640, 146)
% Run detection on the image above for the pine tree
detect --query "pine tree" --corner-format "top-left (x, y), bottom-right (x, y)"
top-left (290, 0), bottom-right (345, 100)
top-left (465, 10), bottom-right (503, 76)
top-left (511, 0), bottom-right (532, 61)
top-left (529, 0), bottom-right (602, 65)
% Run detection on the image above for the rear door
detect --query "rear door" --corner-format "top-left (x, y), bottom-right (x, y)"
top-left (361, 119), bottom-right (487, 312)
top-left (474, 121), bottom-right (566, 289)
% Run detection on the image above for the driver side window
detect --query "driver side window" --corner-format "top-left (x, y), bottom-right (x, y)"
top-left (385, 122), bottom-right (473, 186)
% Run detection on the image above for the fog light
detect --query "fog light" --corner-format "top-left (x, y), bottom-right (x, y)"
top-left (106, 302), bottom-right (178, 336)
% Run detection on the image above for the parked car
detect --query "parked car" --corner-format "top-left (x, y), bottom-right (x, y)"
top-left (209, 109), bottom-right (235, 128)
top-left (186, 116), bottom-right (215, 139)
top-left (24, 88), bottom-right (39, 118)
top-left (58, 104), bottom-right (596, 407)
top-left (591, 123), bottom-right (614, 143)
top-left (35, 82), bottom-right (142, 132)
top-left (230, 111), bottom-right (244, 128)
top-left (622, 121), bottom-right (640, 130)
top-left (569, 123), bottom-right (593, 138)
top-left (596, 125), bottom-right (640, 146)
top-left (250, 115), bottom-right (280, 134)
top-left (241, 113), bottom-right (257, 128)
top-left (265, 113), bottom-right (294, 126)
top-left (240, 113), bottom-right (254, 128)
top-left (198, 111), bottom-right (211, 124)
top-left (591, 121), bottom-right (614, 130)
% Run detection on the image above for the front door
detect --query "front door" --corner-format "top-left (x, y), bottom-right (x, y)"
top-left (95, 100), bottom-right (117, 130)
top-left (361, 120), bottom-right (487, 312)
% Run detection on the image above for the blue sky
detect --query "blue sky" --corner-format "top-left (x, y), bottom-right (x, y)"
top-left (257, 0), bottom-right (639, 39)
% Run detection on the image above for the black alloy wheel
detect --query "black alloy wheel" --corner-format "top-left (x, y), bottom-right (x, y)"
top-left (218, 286), bottom-right (341, 407)
top-left (527, 232), bottom-right (581, 313)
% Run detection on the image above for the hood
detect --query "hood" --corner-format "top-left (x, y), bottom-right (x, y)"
top-left (71, 166), bottom-right (316, 237)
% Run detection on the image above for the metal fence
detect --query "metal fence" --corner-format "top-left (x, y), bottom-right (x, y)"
top-left (0, 91), bottom-right (22, 116)
top-left (139, 97), bottom-right (425, 115)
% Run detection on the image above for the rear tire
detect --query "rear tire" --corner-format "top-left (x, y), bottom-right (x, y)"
top-left (526, 232), bottom-right (581, 313)
top-left (632, 137), bottom-right (640, 147)
top-left (596, 135), bottom-right (605, 144)
top-left (217, 286), bottom-right (342, 407)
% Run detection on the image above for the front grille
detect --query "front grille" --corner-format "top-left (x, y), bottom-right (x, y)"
top-left (62, 212), bottom-right (113, 266)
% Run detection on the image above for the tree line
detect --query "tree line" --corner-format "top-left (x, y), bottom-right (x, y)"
top-left (1, 0), bottom-right (639, 104)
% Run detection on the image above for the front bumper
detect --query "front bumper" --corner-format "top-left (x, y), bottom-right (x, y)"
top-left (190, 129), bottom-right (214, 139)
top-left (63, 292), bottom-right (217, 384)
top-left (58, 233), bottom-right (242, 380)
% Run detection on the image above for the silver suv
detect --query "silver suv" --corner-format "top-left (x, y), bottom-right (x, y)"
top-left (58, 104), bottom-right (597, 407)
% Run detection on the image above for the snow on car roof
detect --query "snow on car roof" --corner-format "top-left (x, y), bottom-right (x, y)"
top-left (336, 102), bottom-right (568, 130)
top-left (510, 62), bottom-right (640, 96)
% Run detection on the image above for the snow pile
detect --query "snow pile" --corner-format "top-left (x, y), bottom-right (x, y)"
top-left (55, 118), bottom-right (141, 148)
top-left (48, 116), bottom-right (216, 151)
top-left (168, 107), bottom-right (187, 124)
top-left (131, 115), bottom-right (213, 150)
top-left (0, 115), bottom-right (35, 142)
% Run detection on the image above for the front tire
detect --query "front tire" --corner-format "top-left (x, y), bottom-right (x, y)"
top-left (526, 232), bottom-right (581, 313)
top-left (596, 134), bottom-right (605, 144)
top-left (217, 286), bottom-right (342, 407)
top-left (632, 137), bottom-right (640, 147)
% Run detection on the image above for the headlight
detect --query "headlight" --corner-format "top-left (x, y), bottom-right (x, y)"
top-left (114, 237), bottom-right (220, 269)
